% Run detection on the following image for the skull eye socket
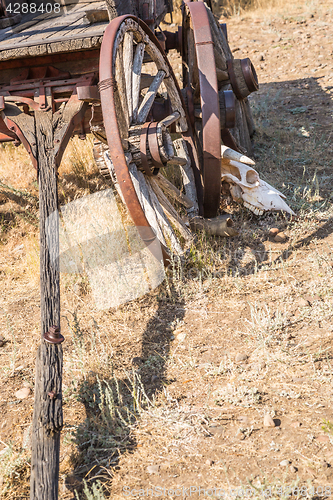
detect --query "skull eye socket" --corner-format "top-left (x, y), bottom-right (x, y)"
top-left (229, 165), bottom-right (241, 180)
top-left (246, 170), bottom-right (259, 184)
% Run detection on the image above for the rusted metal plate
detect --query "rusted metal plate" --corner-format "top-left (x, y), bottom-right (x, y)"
top-left (77, 85), bottom-right (100, 102)
top-left (185, 0), bottom-right (221, 218)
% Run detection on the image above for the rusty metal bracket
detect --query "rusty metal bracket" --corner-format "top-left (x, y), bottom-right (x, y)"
top-left (163, 26), bottom-right (182, 53)
top-left (1, 95), bottom-right (41, 111)
top-left (223, 90), bottom-right (236, 129)
top-left (1, 103), bottom-right (37, 168)
top-left (77, 85), bottom-right (100, 102)
top-left (148, 121), bottom-right (164, 173)
top-left (53, 74), bottom-right (96, 166)
top-left (0, 72), bottom-right (96, 169)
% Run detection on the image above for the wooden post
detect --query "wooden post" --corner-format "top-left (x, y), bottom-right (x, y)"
top-left (30, 110), bottom-right (63, 500)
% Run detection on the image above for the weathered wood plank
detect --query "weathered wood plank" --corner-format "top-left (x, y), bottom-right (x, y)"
top-left (0, 2), bottom-right (105, 55)
top-left (30, 109), bottom-right (62, 500)
top-left (148, 177), bottom-right (194, 244)
top-left (173, 138), bottom-right (199, 217)
top-left (0, 2), bottom-right (97, 43)
top-left (0, 32), bottom-right (104, 60)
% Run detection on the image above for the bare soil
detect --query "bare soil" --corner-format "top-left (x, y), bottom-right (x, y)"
top-left (1, 1), bottom-right (333, 498)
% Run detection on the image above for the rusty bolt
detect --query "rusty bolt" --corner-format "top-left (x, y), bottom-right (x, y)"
top-left (48, 391), bottom-right (57, 399)
top-left (43, 325), bottom-right (64, 344)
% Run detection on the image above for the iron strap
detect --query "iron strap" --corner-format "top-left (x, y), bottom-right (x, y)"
top-left (186, 1), bottom-right (221, 218)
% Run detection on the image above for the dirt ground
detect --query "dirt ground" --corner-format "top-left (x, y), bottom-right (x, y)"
top-left (1, 0), bottom-right (333, 498)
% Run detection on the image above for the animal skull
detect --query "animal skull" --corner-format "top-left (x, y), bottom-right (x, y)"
top-left (221, 147), bottom-right (295, 216)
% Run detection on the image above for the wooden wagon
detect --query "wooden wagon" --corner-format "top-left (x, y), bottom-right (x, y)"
top-left (0, 0), bottom-right (259, 497)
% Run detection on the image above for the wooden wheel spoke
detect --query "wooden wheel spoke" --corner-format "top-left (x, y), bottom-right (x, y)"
top-left (114, 42), bottom-right (130, 142)
top-left (132, 41), bottom-right (145, 123)
top-left (123, 31), bottom-right (134, 124)
top-left (159, 111), bottom-right (180, 128)
top-left (137, 69), bottom-right (166, 124)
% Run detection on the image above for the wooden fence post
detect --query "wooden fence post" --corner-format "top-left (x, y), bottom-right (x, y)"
top-left (30, 110), bottom-right (64, 500)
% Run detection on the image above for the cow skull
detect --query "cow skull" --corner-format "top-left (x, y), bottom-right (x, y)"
top-left (221, 146), bottom-right (295, 216)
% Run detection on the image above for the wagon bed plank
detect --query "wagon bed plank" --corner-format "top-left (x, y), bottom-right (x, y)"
top-left (0, 1), bottom-right (107, 60)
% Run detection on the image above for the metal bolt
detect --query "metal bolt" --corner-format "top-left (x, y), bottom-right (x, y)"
top-left (48, 391), bottom-right (57, 399)
top-left (43, 325), bottom-right (64, 344)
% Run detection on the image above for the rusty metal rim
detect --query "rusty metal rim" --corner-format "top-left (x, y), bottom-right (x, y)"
top-left (241, 57), bottom-right (259, 93)
top-left (185, 1), bottom-right (221, 218)
top-left (99, 15), bottom-right (202, 263)
top-left (223, 89), bottom-right (236, 129)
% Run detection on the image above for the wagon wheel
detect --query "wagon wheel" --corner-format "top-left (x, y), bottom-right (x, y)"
top-left (182, 1), bottom-right (258, 166)
top-left (98, 15), bottom-right (203, 263)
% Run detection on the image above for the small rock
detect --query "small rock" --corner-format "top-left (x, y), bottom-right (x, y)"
top-left (290, 465), bottom-right (298, 473)
top-left (321, 461), bottom-right (330, 469)
top-left (269, 227), bottom-right (279, 236)
top-left (209, 425), bottom-right (224, 436)
top-left (292, 377), bottom-right (305, 383)
top-left (0, 335), bottom-right (4, 347)
top-left (264, 414), bottom-right (275, 427)
top-left (22, 425), bottom-right (31, 449)
top-left (147, 465), bottom-right (160, 474)
top-left (298, 297), bottom-right (310, 307)
top-left (65, 475), bottom-right (82, 493)
top-left (15, 387), bottom-right (30, 400)
top-left (238, 416), bottom-right (249, 425)
top-left (236, 429), bottom-right (246, 440)
top-left (132, 356), bottom-right (143, 365)
top-left (205, 459), bottom-right (214, 466)
top-left (235, 353), bottom-right (248, 362)
top-left (176, 332), bottom-right (186, 342)
top-left (274, 232), bottom-right (287, 243)
top-left (280, 459), bottom-right (291, 467)
top-left (13, 244), bottom-right (24, 253)
top-left (259, 54), bottom-right (265, 61)
top-left (290, 421), bottom-right (302, 428)
top-left (316, 435), bottom-right (330, 443)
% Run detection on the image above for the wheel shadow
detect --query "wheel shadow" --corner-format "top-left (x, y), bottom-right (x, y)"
top-left (66, 285), bottom-right (185, 498)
